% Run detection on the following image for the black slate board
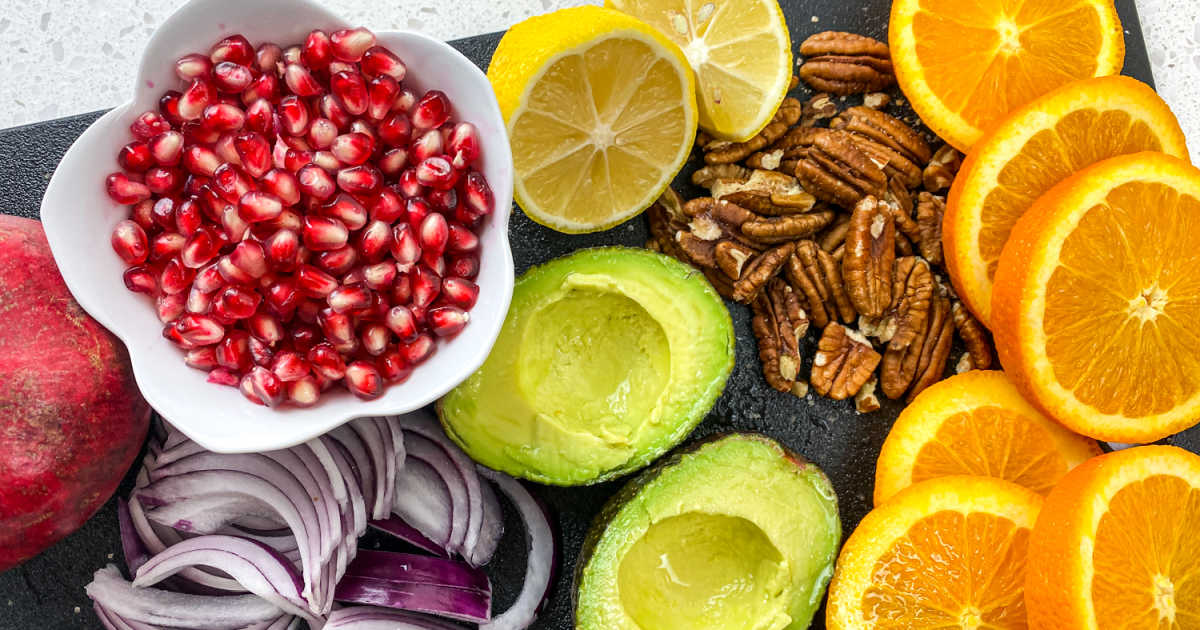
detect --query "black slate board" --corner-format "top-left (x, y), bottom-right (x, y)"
top-left (0, 1), bottom-right (1189, 628)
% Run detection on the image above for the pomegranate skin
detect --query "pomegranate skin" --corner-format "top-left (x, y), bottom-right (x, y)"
top-left (0, 216), bottom-right (150, 572)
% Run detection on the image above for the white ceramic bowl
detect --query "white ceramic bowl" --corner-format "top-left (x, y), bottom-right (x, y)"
top-left (40, 0), bottom-right (514, 453)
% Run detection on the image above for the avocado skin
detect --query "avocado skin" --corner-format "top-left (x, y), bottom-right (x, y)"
top-left (572, 432), bottom-right (841, 629)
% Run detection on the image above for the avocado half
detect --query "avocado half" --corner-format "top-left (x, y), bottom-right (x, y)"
top-left (574, 433), bottom-right (841, 630)
top-left (438, 247), bottom-right (734, 486)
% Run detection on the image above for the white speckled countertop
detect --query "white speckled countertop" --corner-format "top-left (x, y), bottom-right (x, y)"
top-left (1, 0), bottom-right (1198, 162)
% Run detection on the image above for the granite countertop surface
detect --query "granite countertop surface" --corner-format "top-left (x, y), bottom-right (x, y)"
top-left (0, 0), bottom-right (1198, 163)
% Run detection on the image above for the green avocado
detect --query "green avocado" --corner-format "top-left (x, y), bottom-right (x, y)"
top-left (574, 433), bottom-right (841, 630)
top-left (438, 247), bottom-right (734, 486)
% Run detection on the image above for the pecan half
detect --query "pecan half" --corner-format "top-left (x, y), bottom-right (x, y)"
top-left (788, 240), bottom-right (857, 328)
top-left (854, 134), bottom-right (925, 189)
top-left (952, 300), bottom-right (994, 370)
top-left (801, 93), bottom-right (839, 127)
top-left (710, 170), bottom-right (816, 216)
top-left (674, 199), bottom-right (761, 270)
top-left (923, 144), bottom-right (963, 193)
top-left (816, 213), bottom-right (852, 255)
top-left (646, 189), bottom-right (691, 263)
top-left (770, 126), bottom-right (822, 160)
top-left (915, 192), bottom-right (946, 266)
top-left (732, 242), bottom-right (795, 303)
top-left (798, 32), bottom-right (895, 96)
top-left (880, 294), bottom-right (952, 401)
top-left (752, 279), bottom-right (809, 393)
top-left (843, 197), bottom-right (896, 318)
top-left (692, 164), bottom-right (753, 189)
top-left (704, 98), bottom-right (802, 164)
top-left (887, 257), bottom-right (935, 350)
top-left (796, 130), bottom-right (887, 208)
top-left (742, 210), bottom-right (836, 244)
top-left (714, 240), bottom-right (757, 281)
top-left (832, 106), bottom-right (933, 166)
top-left (811, 323), bottom-right (882, 400)
top-left (885, 178), bottom-right (917, 234)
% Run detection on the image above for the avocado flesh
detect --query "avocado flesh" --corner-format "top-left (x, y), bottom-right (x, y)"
top-left (439, 247), bottom-right (734, 486)
top-left (575, 434), bottom-right (841, 630)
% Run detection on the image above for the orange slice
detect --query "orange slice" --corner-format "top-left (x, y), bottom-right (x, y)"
top-left (889, 0), bottom-right (1126, 152)
top-left (827, 476), bottom-right (1043, 629)
top-left (874, 370), bottom-right (1101, 506)
top-left (992, 152), bottom-right (1200, 443)
top-left (1026, 445), bottom-right (1200, 628)
top-left (944, 76), bottom-right (1188, 327)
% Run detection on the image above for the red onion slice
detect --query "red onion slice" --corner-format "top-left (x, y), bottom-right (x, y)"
top-left (133, 535), bottom-right (316, 624)
top-left (155, 439), bottom-right (206, 467)
top-left (391, 449), bottom-right (455, 551)
top-left (128, 494), bottom-right (244, 594)
top-left (371, 417), bottom-right (401, 515)
top-left (478, 468), bottom-right (556, 630)
top-left (467, 478), bottom-right (504, 568)
top-left (404, 433), bottom-right (468, 553)
top-left (86, 565), bottom-right (283, 629)
top-left (344, 550), bottom-right (490, 591)
top-left (368, 516), bottom-right (447, 557)
top-left (334, 575), bottom-right (491, 623)
top-left (325, 606), bottom-right (468, 629)
top-left (117, 499), bottom-right (150, 576)
top-left (346, 419), bottom-right (393, 519)
top-left (329, 425), bottom-right (379, 520)
top-left (323, 436), bottom-right (367, 540)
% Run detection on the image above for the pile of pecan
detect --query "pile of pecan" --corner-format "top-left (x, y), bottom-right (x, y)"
top-left (646, 31), bottom-right (994, 413)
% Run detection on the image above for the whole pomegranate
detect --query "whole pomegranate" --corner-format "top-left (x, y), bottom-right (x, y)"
top-left (0, 215), bottom-right (150, 572)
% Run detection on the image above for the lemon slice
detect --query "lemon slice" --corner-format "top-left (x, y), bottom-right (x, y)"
top-left (605, 0), bottom-right (792, 141)
top-left (488, 6), bottom-right (698, 233)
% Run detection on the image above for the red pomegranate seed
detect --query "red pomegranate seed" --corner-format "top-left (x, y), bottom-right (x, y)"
top-left (105, 173), bottom-right (151, 204)
top-left (337, 165), bottom-right (382, 194)
top-left (405, 197), bottom-right (431, 228)
top-left (208, 367), bottom-right (240, 386)
top-left (441, 276), bottom-right (480, 310)
top-left (296, 164), bottom-right (336, 201)
top-left (391, 273), bottom-right (412, 305)
top-left (130, 199), bottom-right (155, 231)
top-left (201, 103), bottom-right (246, 132)
top-left (257, 168), bottom-right (300, 206)
top-left (385, 305), bottom-right (419, 342)
top-left (238, 191), bottom-right (284, 223)
top-left (160, 91), bottom-right (185, 126)
top-left (214, 285), bottom-right (261, 320)
top-left (234, 132), bottom-right (272, 178)
top-left (175, 53), bottom-right (213, 81)
top-left (410, 129), bottom-right (443, 163)
top-left (357, 220), bottom-right (392, 263)
top-left (369, 188), bottom-right (403, 223)
top-left (429, 306), bottom-right (469, 337)
top-left (183, 145), bottom-right (221, 176)
top-left (212, 163), bottom-right (253, 203)
top-left (217, 253), bottom-right (253, 285)
top-left (175, 313), bottom-right (225, 345)
top-left (255, 43), bottom-right (282, 74)
top-left (150, 231), bottom-right (186, 261)
top-left (282, 45), bottom-right (302, 65)
top-left (131, 111), bottom-right (173, 140)
top-left (328, 285), bottom-right (372, 313)
top-left (213, 62), bottom-right (254, 93)
top-left (344, 361), bottom-right (383, 399)
top-left (245, 99), bottom-right (273, 135)
top-left (412, 90), bottom-right (450, 130)
top-left (415, 157), bottom-right (456, 190)
top-left (242, 366), bottom-right (284, 407)
top-left (463, 171), bottom-right (494, 216)
top-left (303, 216), bottom-right (349, 251)
top-left (157, 291), bottom-right (187, 323)
top-left (264, 278), bottom-right (301, 315)
top-left (361, 46), bottom-right (406, 81)
top-left (262, 228), bottom-right (299, 267)
top-left (398, 169), bottom-right (424, 199)
top-left (229, 240), bottom-right (268, 278)
top-left (148, 131), bottom-right (184, 166)
top-left (366, 75), bottom-right (400, 121)
top-left (320, 94), bottom-right (353, 130)
top-left (173, 199), bottom-right (202, 235)
top-left (419, 213), bottom-right (448, 256)
top-left (390, 223), bottom-right (421, 268)
top-left (218, 133), bottom-right (245, 168)
top-left (211, 35), bottom-right (254, 66)
top-left (423, 251), bottom-right (445, 276)
top-left (312, 150), bottom-right (341, 172)
top-left (325, 60), bottom-right (354, 76)
top-left (278, 96), bottom-right (311, 136)
top-left (297, 264), bottom-right (339, 297)
top-left (287, 376), bottom-right (321, 406)
top-left (393, 88), bottom-right (417, 113)
top-left (262, 209), bottom-right (303, 235)
top-left (123, 266), bottom-right (157, 294)
top-left (449, 255), bottom-right (479, 280)
top-left (302, 30), bottom-right (333, 71)
top-left (193, 262), bottom-right (225, 293)
top-left (341, 266), bottom-right (366, 286)
top-left (446, 222), bottom-right (479, 253)
top-left (243, 73), bottom-right (279, 105)
top-left (319, 308), bottom-right (355, 344)
top-left (298, 300), bottom-right (325, 326)
top-left (308, 118), bottom-right (338, 149)
top-left (145, 167), bottom-right (183, 195)
top-left (248, 310), bottom-right (284, 344)
top-left (179, 78), bottom-right (216, 121)
top-left (159, 258), bottom-right (195, 295)
top-left (330, 132), bottom-right (374, 165)
top-left (221, 204), bottom-right (251, 243)
top-left (377, 349), bottom-right (412, 383)
top-left (330, 27), bottom-right (376, 62)
top-left (181, 122), bottom-right (219, 146)
top-left (323, 193), bottom-right (368, 230)
top-left (412, 265), bottom-right (442, 308)
top-left (111, 220), bottom-right (149, 264)
top-left (330, 71), bottom-right (368, 116)
top-left (402, 333), bottom-right (435, 365)
top-left (249, 335), bottom-right (274, 366)
top-left (270, 350), bottom-right (309, 382)
top-left (184, 345), bottom-right (218, 370)
top-left (284, 63), bottom-right (323, 97)
top-left (118, 142), bottom-right (154, 172)
top-left (377, 112), bottom-right (412, 147)
top-left (282, 147), bottom-right (315, 172)
top-left (361, 323), bottom-right (389, 356)
top-left (425, 186), bottom-right (455, 212)
top-left (317, 245), bottom-right (359, 275)
top-left (373, 149), bottom-right (406, 178)
top-left (215, 330), bottom-right (251, 371)
top-left (349, 119), bottom-right (376, 140)
top-left (448, 122), bottom-right (481, 169)
top-left (308, 343), bottom-right (347, 380)
top-left (362, 261), bottom-right (397, 291)
top-left (181, 226), bottom-right (220, 268)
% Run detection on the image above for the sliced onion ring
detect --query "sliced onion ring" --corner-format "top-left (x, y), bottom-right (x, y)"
top-left (478, 467), bottom-right (556, 630)
top-left (86, 565), bottom-right (283, 630)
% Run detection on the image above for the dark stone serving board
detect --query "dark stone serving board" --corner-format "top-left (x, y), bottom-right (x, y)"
top-left (0, 1), bottom-right (1188, 628)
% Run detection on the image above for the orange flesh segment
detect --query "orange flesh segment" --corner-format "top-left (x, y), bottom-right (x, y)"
top-left (1042, 182), bottom-right (1200, 417)
top-left (979, 111), bottom-right (1164, 280)
top-left (1093, 475), bottom-right (1200, 627)
top-left (911, 406), bottom-right (1068, 495)
top-left (862, 510), bottom-right (1030, 628)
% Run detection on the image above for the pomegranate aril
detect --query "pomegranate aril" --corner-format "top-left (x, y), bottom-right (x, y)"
top-left (319, 308), bottom-right (355, 343)
top-left (330, 132), bottom-right (374, 165)
top-left (448, 122), bottom-right (481, 169)
top-left (148, 131), bottom-right (184, 166)
top-left (111, 220), bottom-right (149, 264)
top-left (216, 253), bottom-right (252, 287)
top-left (255, 43), bottom-right (283, 74)
top-left (159, 91), bottom-right (185, 126)
top-left (398, 169), bottom-right (425, 200)
top-left (372, 149), bottom-right (405, 179)
top-left (410, 129), bottom-right (444, 162)
top-left (193, 262), bottom-right (225, 293)
top-left (206, 367), bottom-right (240, 387)
top-left (271, 350), bottom-right (310, 382)
top-left (390, 223), bottom-right (422, 267)
top-left (361, 323), bottom-right (389, 356)
top-left (303, 216), bottom-right (349, 251)
top-left (320, 94), bottom-right (353, 130)
top-left (415, 157), bottom-right (456, 190)
top-left (412, 265), bottom-right (442, 308)
top-left (337, 165), bottom-right (382, 194)
top-left (393, 88), bottom-right (417, 114)
top-left (278, 96), bottom-right (311, 136)
top-left (172, 199), bottom-right (201, 236)
top-left (329, 27), bottom-right (376, 62)
top-left (214, 285), bottom-right (261, 320)
top-left (179, 226), bottom-right (218, 268)
top-left (425, 252), bottom-right (446, 277)
top-left (233, 132), bottom-right (272, 178)
top-left (248, 310), bottom-right (284, 345)
top-left (449, 254), bottom-right (479, 280)
top-left (242, 366), bottom-right (284, 407)
top-left (289, 322), bottom-right (319, 351)
top-left (302, 30), bottom-right (333, 71)
top-left (221, 204), bottom-right (250, 243)
top-left (308, 118), bottom-right (338, 149)
top-left (182, 121), bottom-right (221, 145)
top-left (308, 343), bottom-right (347, 380)
top-left (159, 258), bottom-right (195, 295)
top-left (183, 145), bottom-right (221, 176)
top-left (244, 99), bottom-right (273, 136)
top-left (131, 111), bottom-right (173, 140)
top-left (328, 60), bottom-right (357, 75)
top-left (201, 103), bottom-right (246, 132)
top-left (313, 150), bottom-right (341, 172)
top-left (341, 266), bottom-right (366, 286)
top-left (385, 304), bottom-right (419, 342)
top-left (287, 376), bottom-right (321, 406)
top-left (284, 63), bottom-right (323, 97)
top-left (328, 285), bottom-right (372, 313)
top-left (362, 261), bottom-right (397, 291)
top-left (145, 167), bottom-right (183, 195)
top-left (402, 333), bottom-right (435, 366)
top-left (350, 221), bottom-right (389, 264)
top-left (123, 266), bottom-right (157, 294)
top-left (463, 171), bottom-right (494, 216)
top-left (366, 190), bottom-right (401, 225)
top-left (243, 73), bottom-right (279, 105)
top-left (216, 330), bottom-right (252, 371)
top-left (317, 245), bottom-right (359, 275)
top-left (264, 278), bottom-right (301, 315)
top-left (361, 46), bottom-right (406, 81)
top-left (211, 34), bottom-right (254, 66)
top-left (429, 306), bottom-right (469, 337)
top-left (175, 53), bottom-right (213, 81)
top-left (252, 169), bottom-right (299, 208)
top-left (249, 335), bottom-right (274, 366)
top-left (150, 231), bottom-right (187, 261)
top-left (282, 147), bottom-right (315, 172)
top-left (412, 90), bottom-right (450, 130)
top-left (229, 240), bottom-right (269, 278)
top-left (297, 164), bottom-right (336, 201)
top-left (238, 191), bottom-right (284, 223)
top-left (179, 78), bottom-right (216, 121)
top-left (157, 291), bottom-right (187, 323)
top-left (175, 313), bottom-right (225, 345)
top-left (106, 173), bottom-right (151, 204)
top-left (427, 186), bottom-right (457, 212)
top-left (130, 199), bottom-right (156, 231)
top-left (213, 62), bottom-right (254, 93)
top-left (377, 349), bottom-right (412, 383)
top-left (366, 75), bottom-right (399, 121)
top-left (212, 163), bottom-right (254, 204)
top-left (377, 112), bottom-right (413, 148)
top-left (391, 273), bottom-right (413, 304)
top-left (321, 193), bottom-right (367, 231)
top-left (118, 142), bottom-right (154, 173)
top-left (297, 264), bottom-right (339, 297)
top-left (344, 361), bottom-right (382, 399)
top-left (419, 212), bottom-right (449, 257)
top-left (183, 345), bottom-right (218, 371)
top-left (261, 228), bottom-right (299, 268)
top-left (446, 222), bottom-right (479, 253)
top-left (442, 276), bottom-right (480, 310)
top-left (349, 119), bottom-right (377, 141)
top-left (330, 71), bottom-right (368, 116)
